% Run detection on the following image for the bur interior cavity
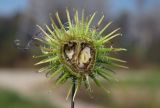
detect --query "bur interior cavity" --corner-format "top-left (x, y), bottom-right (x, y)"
top-left (62, 40), bottom-right (96, 74)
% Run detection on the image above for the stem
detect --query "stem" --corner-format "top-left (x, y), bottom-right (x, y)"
top-left (71, 78), bottom-right (76, 108)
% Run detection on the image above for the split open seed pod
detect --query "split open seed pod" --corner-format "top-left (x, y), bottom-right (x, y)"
top-left (34, 9), bottom-right (127, 101)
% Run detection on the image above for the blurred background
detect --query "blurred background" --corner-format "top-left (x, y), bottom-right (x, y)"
top-left (0, 0), bottom-right (160, 108)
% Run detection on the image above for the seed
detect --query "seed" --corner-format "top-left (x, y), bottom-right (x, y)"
top-left (78, 47), bottom-right (91, 68)
top-left (65, 49), bottom-right (74, 59)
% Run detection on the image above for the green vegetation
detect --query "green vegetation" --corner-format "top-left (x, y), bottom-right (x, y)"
top-left (0, 89), bottom-right (56, 108)
top-left (116, 70), bottom-right (160, 89)
top-left (78, 69), bottom-right (160, 108)
top-left (0, 69), bottom-right (159, 108)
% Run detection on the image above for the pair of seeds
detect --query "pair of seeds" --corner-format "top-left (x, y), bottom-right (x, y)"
top-left (63, 40), bottom-right (95, 73)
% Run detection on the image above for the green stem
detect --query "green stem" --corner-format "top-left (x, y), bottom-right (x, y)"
top-left (71, 78), bottom-right (76, 108)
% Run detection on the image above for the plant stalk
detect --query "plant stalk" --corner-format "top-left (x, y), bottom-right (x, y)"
top-left (71, 78), bottom-right (76, 108)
